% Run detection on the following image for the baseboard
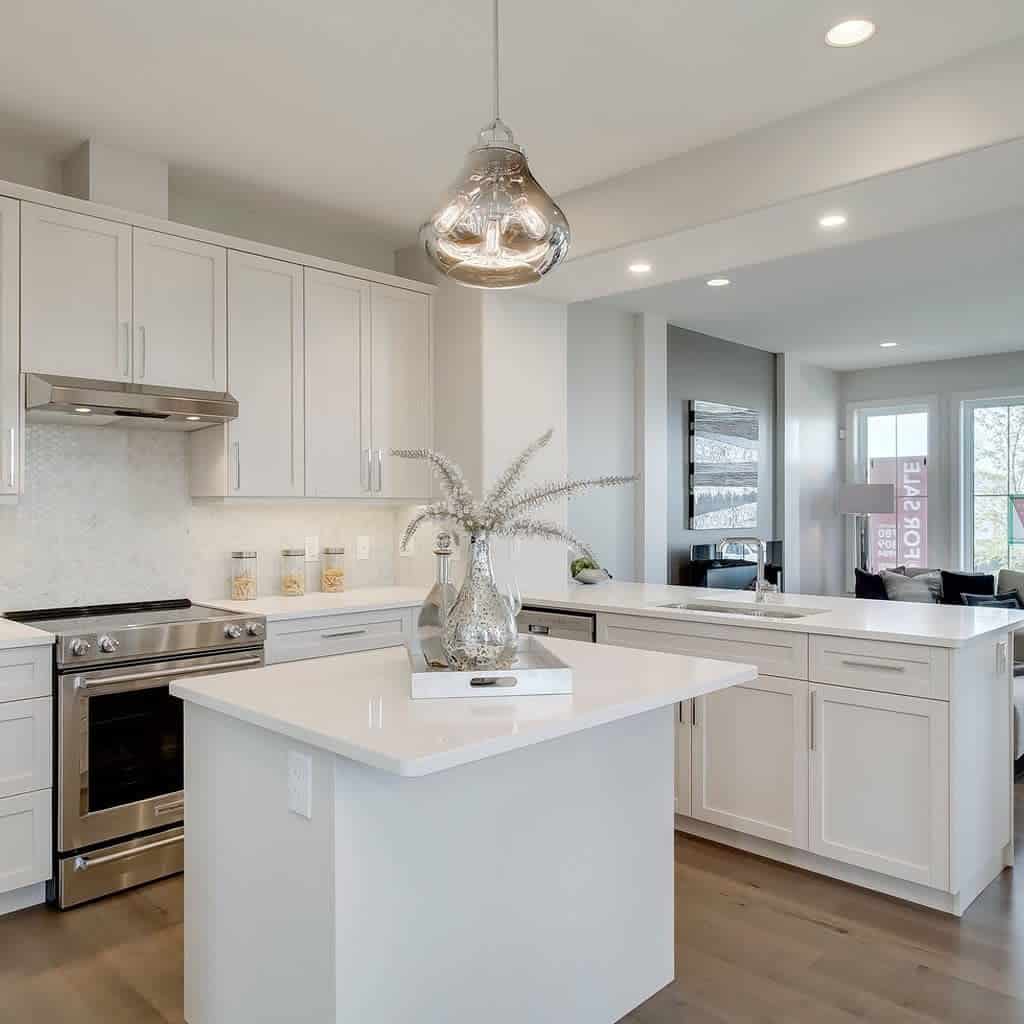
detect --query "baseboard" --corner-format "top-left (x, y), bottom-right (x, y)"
top-left (0, 882), bottom-right (46, 917)
top-left (676, 815), bottom-right (968, 916)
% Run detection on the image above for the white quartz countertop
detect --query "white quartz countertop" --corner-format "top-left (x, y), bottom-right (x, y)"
top-left (522, 582), bottom-right (1024, 648)
top-left (200, 586), bottom-right (427, 621)
top-left (171, 639), bottom-right (755, 776)
top-left (0, 619), bottom-right (55, 650)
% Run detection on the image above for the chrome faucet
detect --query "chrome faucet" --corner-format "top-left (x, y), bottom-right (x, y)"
top-left (725, 537), bottom-right (768, 600)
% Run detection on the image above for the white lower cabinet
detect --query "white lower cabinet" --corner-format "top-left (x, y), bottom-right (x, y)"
top-left (809, 684), bottom-right (949, 889)
top-left (691, 676), bottom-right (809, 849)
top-left (0, 790), bottom-right (50, 893)
top-left (0, 698), bottom-right (51, 800)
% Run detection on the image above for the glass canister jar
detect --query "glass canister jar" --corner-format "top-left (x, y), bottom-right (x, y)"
top-left (281, 548), bottom-right (306, 597)
top-left (321, 546), bottom-right (346, 593)
top-left (230, 551), bottom-right (258, 601)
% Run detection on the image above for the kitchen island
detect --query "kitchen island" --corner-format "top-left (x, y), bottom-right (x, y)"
top-left (523, 581), bottom-right (1024, 915)
top-left (171, 638), bottom-right (754, 1024)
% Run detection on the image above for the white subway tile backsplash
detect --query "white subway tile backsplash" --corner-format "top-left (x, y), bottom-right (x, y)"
top-left (0, 425), bottom-right (403, 610)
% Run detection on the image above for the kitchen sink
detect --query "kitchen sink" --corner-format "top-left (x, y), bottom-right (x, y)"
top-left (654, 600), bottom-right (825, 620)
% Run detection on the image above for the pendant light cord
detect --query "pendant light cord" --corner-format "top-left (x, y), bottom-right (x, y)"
top-left (493, 0), bottom-right (501, 124)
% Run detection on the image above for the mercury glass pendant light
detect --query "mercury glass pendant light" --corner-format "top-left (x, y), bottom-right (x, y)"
top-left (420, 0), bottom-right (570, 288)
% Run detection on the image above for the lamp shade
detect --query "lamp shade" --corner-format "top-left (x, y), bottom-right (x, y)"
top-left (838, 483), bottom-right (896, 515)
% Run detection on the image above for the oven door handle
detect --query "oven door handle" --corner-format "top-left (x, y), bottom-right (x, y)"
top-left (74, 654), bottom-right (263, 691)
top-left (74, 833), bottom-right (183, 871)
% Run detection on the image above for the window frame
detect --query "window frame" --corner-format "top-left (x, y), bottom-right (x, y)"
top-left (844, 396), bottom-right (939, 588)
top-left (959, 392), bottom-right (1024, 574)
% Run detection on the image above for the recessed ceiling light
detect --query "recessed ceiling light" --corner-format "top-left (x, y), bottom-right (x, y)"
top-left (879, 342), bottom-right (899, 348)
top-left (74, 407), bottom-right (92, 414)
top-left (186, 415), bottom-right (202, 422)
top-left (706, 277), bottom-right (731, 288)
top-left (628, 262), bottom-right (652, 274)
top-left (826, 19), bottom-right (876, 47)
top-left (818, 212), bottom-right (848, 229)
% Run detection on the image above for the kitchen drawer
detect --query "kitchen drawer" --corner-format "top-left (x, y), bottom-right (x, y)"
top-left (266, 607), bottom-right (413, 665)
top-left (0, 789), bottom-right (51, 894)
top-left (0, 698), bottom-right (51, 799)
top-left (809, 635), bottom-right (949, 700)
top-left (0, 646), bottom-right (52, 702)
top-left (599, 613), bottom-right (807, 679)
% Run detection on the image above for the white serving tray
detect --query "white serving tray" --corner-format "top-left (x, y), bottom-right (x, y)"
top-left (409, 636), bottom-right (573, 699)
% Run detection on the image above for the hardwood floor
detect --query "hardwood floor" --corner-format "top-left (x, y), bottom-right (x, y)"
top-left (3, 786), bottom-right (1022, 1023)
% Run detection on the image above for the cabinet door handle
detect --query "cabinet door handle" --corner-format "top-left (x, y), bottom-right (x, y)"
top-left (6, 427), bottom-right (14, 490)
top-left (809, 688), bottom-right (816, 751)
top-left (691, 699), bottom-right (697, 727)
top-left (840, 658), bottom-right (905, 673)
top-left (233, 441), bottom-right (241, 491)
top-left (121, 321), bottom-right (131, 377)
top-left (137, 325), bottom-right (147, 379)
top-left (374, 448), bottom-right (384, 492)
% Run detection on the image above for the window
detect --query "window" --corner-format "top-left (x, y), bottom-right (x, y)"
top-left (963, 398), bottom-right (1024, 573)
top-left (852, 404), bottom-right (929, 571)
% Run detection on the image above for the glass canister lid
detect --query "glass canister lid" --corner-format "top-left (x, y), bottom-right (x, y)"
top-left (231, 550), bottom-right (257, 558)
top-left (281, 548), bottom-right (304, 556)
top-left (322, 546), bottom-right (345, 554)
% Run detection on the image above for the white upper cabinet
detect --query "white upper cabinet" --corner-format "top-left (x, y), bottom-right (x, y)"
top-left (369, 285), bottom-right (431, 499)
top-left (190, 252), bottom-right (303, 498)
top-left (0, 198), bottom-right (19, 496)
top-left (132, 228), bottom-right (226, 391)
top-left (304, 268), bottom-right (369, 498)
top-left (21, 204), bottom-right (132, 381)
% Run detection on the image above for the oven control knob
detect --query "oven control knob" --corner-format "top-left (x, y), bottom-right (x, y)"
top-left (246, 622), bottom-right (265, 638)
top-left (69, 638), bottom-right (91, 656)
top-left (97, 635), bottom-right (120, 653)
top-left (224, 624), bottom-right (244, 640)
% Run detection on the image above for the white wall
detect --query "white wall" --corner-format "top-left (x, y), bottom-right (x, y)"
top-left (840, 350), bottom-right (1024, 572)
top-left (778, 357), bottom-right (843, 595)
top-left (566, 304), bottom-right (638, 580)
top-left (0, 425), bottom-right (399, 610)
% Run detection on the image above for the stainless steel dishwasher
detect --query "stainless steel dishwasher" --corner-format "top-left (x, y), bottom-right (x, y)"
top-left (516, 606), bottom-right (596, 643)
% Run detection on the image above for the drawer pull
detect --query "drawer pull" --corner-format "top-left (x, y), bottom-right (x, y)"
top-left (840, 659), bottom-right (906, 673)
top-left (527, 624), bottom-right (550, 635)
top-left (321, 628), bottom-right (368, 640)
top-left (469, 676), bottom-right (517, 687)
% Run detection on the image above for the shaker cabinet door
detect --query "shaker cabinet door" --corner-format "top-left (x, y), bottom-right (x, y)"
top-left (0, 198), bottom-right (19, 495)
top-left (809, 684), bottom-right (949, 888)
top-left (132, 228), bottom-right (226, 390)
top-left (304, 268), bottom-right (369, 498)
top-left (369, 285), bottom-right (431, 499)
top-left (226, 251), bottom-right (304, 497)
top-left (691, 676), bottom-right (809, 850)
top-left (21, 203), bottom-right (132, 382)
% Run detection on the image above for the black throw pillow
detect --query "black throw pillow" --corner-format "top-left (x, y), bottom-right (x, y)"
top-left (940, 570), bottom-right (995, 606)
top-left (854, 568), bottom-right (888, 600)
top-left (962, 591), bottom-right (1024, 609)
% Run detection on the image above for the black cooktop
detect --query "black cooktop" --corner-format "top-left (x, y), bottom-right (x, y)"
top-left (5, 599), bottom-right (239, 636)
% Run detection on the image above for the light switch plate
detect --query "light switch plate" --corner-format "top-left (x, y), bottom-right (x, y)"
top-left (356, 535), bottom-right (371, 560)
top-left (287, 750), bottom-right (313, 819)
top-left (305, 536), bottom-right (319, 563)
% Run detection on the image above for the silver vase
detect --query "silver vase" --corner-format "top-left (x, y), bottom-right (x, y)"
top-left (442, 532), bottom-right (518, 671)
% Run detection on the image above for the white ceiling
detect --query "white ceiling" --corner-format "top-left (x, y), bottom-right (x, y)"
top-left (600, 204), bottom-right (1024, 372)
top-left (1, 0), bottom-right (1023, 246)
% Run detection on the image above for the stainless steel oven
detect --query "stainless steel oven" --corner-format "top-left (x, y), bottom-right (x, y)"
top-left (5, 599), bottom-right (265, 908)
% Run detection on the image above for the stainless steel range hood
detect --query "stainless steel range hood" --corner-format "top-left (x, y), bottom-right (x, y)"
top-left (25, 374), bottom-right (238, 430)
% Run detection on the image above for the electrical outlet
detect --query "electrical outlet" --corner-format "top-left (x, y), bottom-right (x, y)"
top-left (305, 536), bottom-right (319, 563)
top-left (287, 750), bottom-right (313, 819)
top-left (356, 535), bottom-right (371, 560)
